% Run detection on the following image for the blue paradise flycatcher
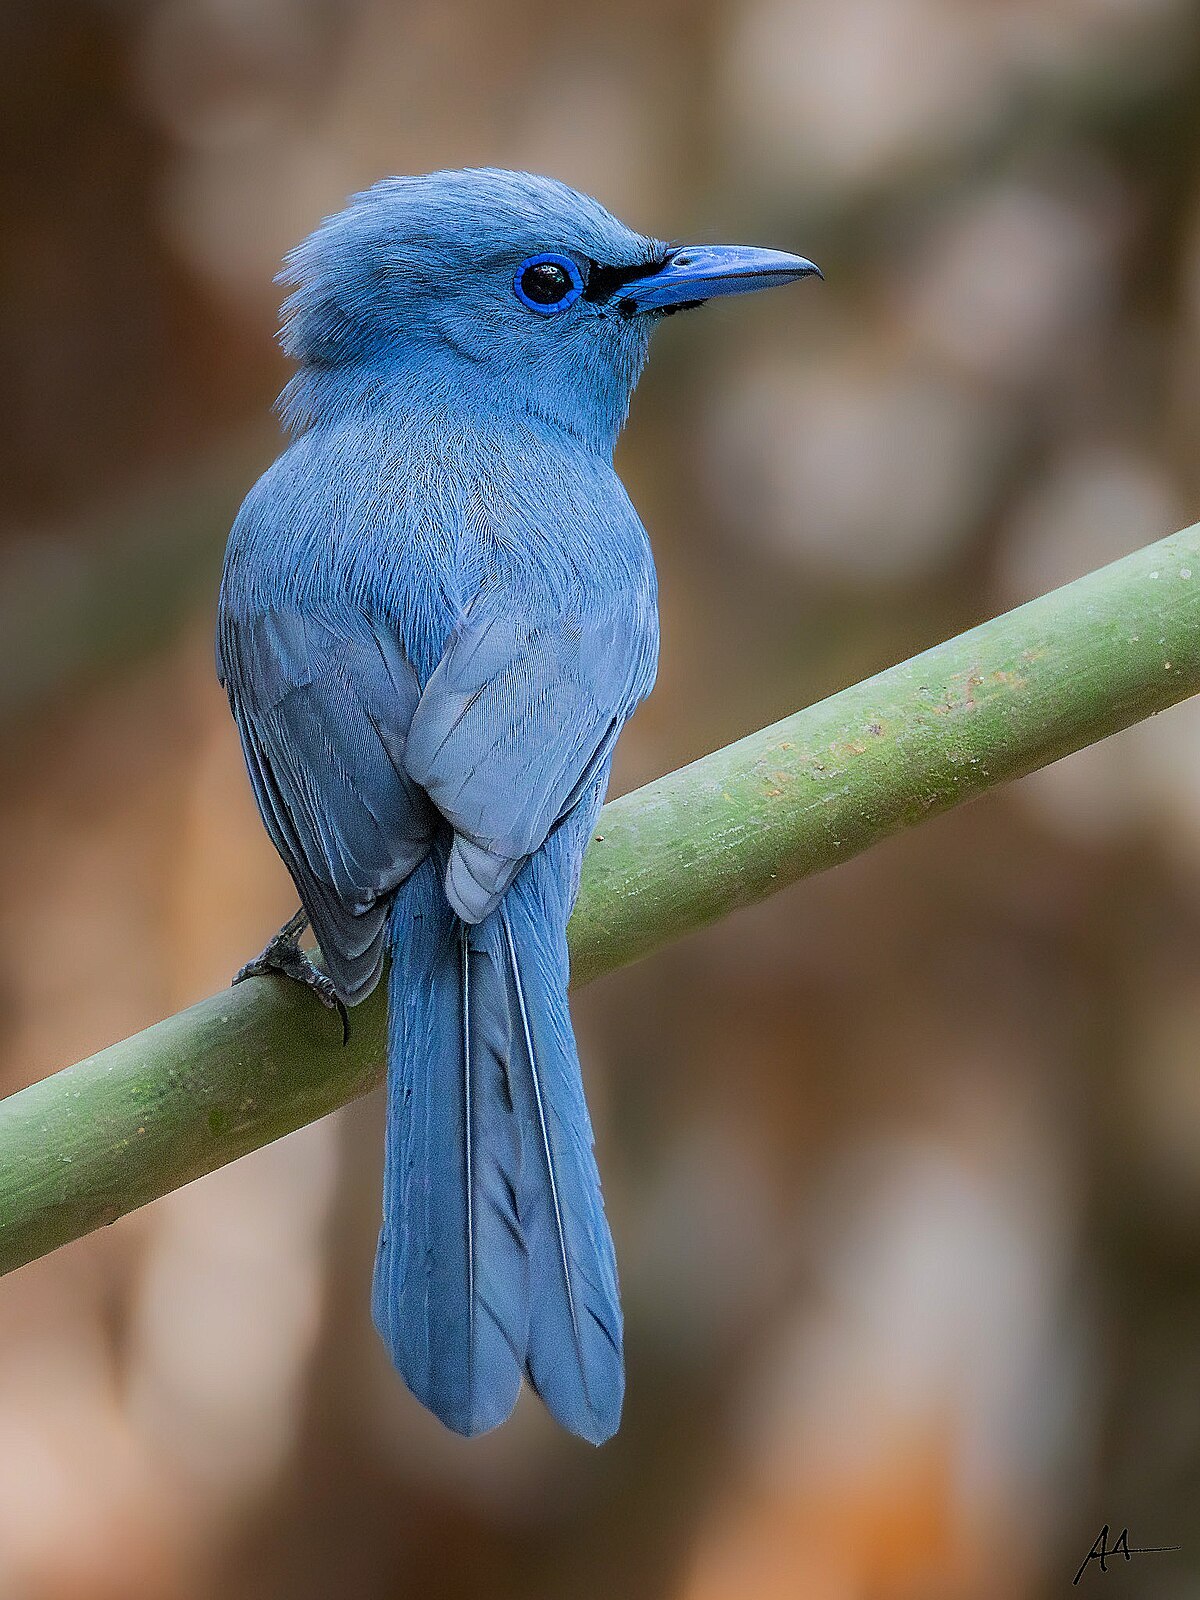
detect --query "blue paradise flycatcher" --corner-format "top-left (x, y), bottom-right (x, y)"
top-left (217, 168), bottom-right (820, 1444)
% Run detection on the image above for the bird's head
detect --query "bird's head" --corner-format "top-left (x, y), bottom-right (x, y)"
top-left (277, 168), bottom-right (820, 452)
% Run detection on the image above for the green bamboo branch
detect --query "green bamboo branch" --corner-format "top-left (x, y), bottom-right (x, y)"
top-left (3, 523), bottom-right (1199, 1276)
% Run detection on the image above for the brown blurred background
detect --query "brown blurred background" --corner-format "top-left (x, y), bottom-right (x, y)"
top-left (3, 1), bottom-right (1200, 1596)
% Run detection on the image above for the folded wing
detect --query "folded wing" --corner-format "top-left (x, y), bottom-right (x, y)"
top-left (218, 607), bottom-right (435, 1001)
top-left (406, 602), bottom-right (656, 922)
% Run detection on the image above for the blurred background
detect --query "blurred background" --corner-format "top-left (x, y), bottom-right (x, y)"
top-left (3, 0), bottom-right (1200, 1595)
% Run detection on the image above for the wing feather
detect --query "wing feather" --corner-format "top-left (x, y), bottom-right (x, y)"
top-left (406, 603), bottom-right (656, 923)
top-left (220, 607), bottom-right (435, 1000)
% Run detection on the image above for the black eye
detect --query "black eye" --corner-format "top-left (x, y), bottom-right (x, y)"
top-left (523, 262), bottom-right (570, 302)
top-left (513, 254), bottom-right (584, 314)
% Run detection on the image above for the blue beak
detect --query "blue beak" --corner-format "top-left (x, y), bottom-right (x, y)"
top-left (618, 243), bottom-right (822, 313)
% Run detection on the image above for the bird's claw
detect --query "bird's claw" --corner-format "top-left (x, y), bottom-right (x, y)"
top-left (234, 929), bottom-right (350, 1045)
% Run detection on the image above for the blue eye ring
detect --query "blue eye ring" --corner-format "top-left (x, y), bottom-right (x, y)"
top-left (513, 253), bottom-right (584, 314)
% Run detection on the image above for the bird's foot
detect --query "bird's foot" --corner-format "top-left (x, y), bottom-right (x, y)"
top-left (234, 910), bottom-right (349, 1044)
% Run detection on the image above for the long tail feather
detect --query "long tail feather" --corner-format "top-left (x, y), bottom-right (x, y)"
top-left (372, 861), bottom-right (528, 1435)
top-left (501, 883), bottom-right (624, 1445)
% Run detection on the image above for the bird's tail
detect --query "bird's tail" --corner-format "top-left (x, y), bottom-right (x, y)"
top-left (371, 851), bottom-right (623, 1443)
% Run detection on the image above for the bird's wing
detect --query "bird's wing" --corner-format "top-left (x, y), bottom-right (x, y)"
top-left (406, 595), bottom-right (657, 922)
top-left (219, 606), bottom-right (435, 1000)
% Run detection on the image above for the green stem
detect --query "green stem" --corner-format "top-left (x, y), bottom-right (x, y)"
top-left (3, 524), bottom-right (1199, 1276)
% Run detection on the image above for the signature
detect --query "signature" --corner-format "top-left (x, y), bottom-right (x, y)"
top-left (1072, 1524), bottom-right (1180, 1585)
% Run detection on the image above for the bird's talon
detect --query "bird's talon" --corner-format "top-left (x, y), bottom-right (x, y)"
top-left (233, 938), bottom-right (290, 986)
top-left (233, 914), bottom-right (348, 1040)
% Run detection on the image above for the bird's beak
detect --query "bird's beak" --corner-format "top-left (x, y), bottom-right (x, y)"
top-left (618, 243), bottom-right (822, 313)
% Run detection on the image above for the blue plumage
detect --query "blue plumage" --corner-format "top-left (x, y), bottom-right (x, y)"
top-left (217, 168), bottom-right (819, 1442)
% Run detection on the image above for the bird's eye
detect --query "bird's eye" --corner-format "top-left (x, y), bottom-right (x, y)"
top-left (514, 254), bottom-right (584, 314)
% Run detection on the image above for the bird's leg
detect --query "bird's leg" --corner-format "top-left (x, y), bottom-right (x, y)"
top-left (234, 909), bottom-right (349, 1043)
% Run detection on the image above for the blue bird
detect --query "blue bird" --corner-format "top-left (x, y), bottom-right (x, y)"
top-left (217, 169), bottom-right (819, 1443)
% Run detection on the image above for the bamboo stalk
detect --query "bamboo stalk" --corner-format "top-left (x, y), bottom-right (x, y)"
top-left (2, 522), bottom-right (1198, 1276)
